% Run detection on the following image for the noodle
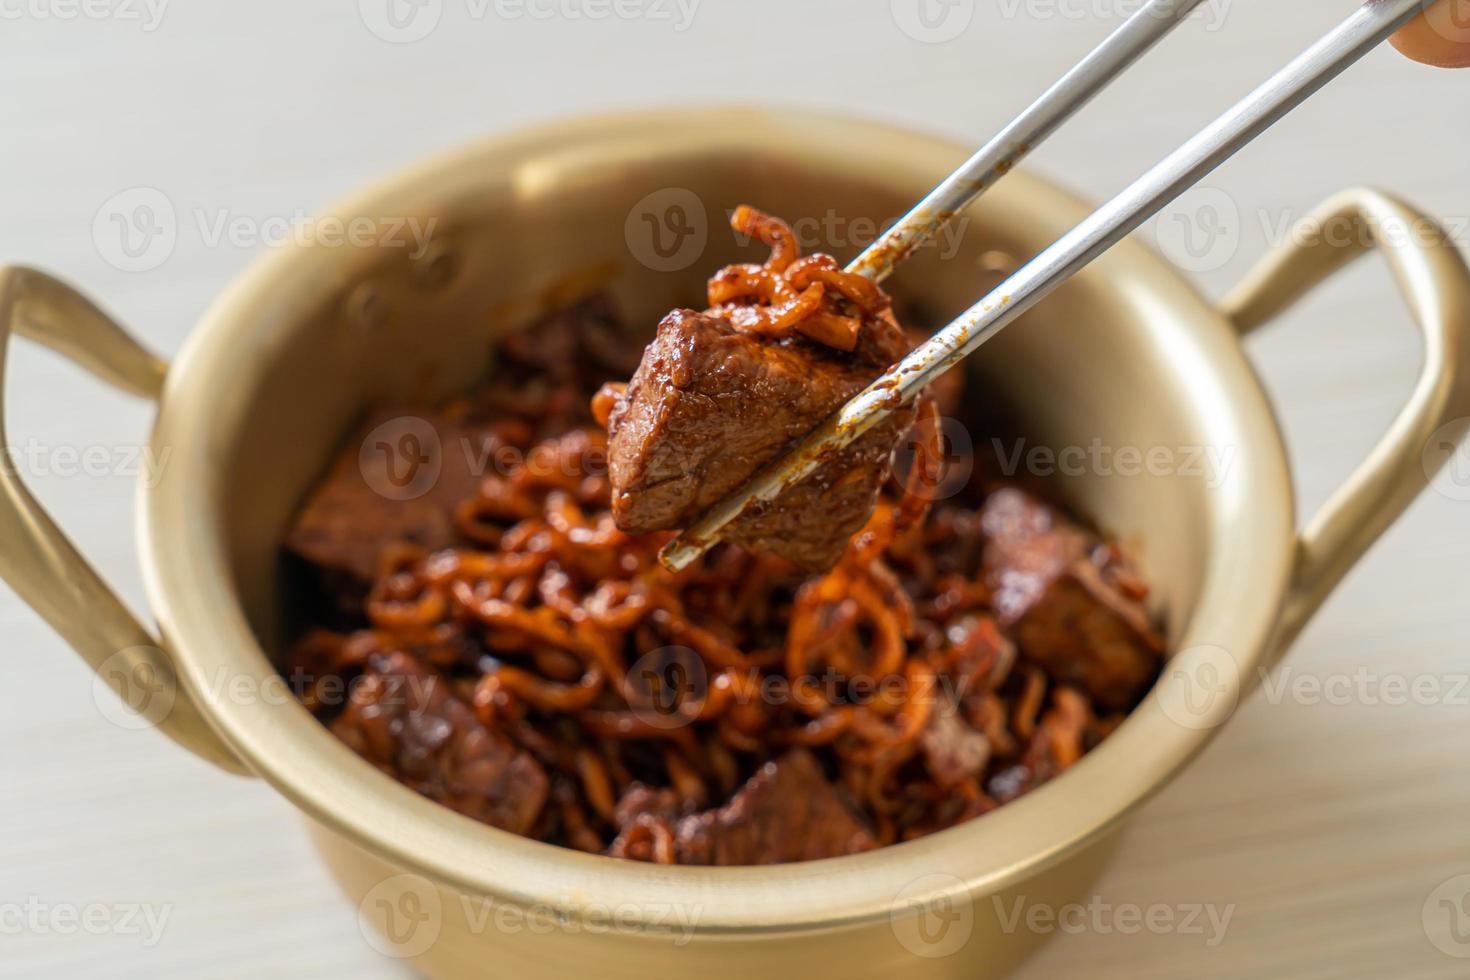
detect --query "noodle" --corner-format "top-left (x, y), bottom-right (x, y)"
top-left (285, 211), bottom-right (1155, 861)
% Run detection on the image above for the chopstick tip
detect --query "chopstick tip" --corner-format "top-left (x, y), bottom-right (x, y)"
top-left (658, 534), bottom-right (707, 572)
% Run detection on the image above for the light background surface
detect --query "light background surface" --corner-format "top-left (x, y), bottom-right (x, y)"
top-left (1, 1), bottom-right (1468, 977)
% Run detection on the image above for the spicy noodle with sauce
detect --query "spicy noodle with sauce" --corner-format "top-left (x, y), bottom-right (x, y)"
top-left (282, 209), bottom-right (1164, 866)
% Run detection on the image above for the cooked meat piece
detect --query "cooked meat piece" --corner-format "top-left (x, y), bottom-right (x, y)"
top-left (497, 293), bottom-right (643, 389)
top-left (288, 297), bottom-right (637, 598)
top-left (980, 487), bottom-right (1163, 710)
top-left (286, 407), bottom-right (492, 588)
top-left (606, 309), bottom-right (913, 571)
top-left (612, 783), bottom-right (681, 829)
top-left (331, 650), bottom-right (549, 835)
top-left (285, 284), bottom-right (1168, 862)
top-left (920, 696), bottom-right (992, 787)
top-left (671, 749), bottom-right (876, 865)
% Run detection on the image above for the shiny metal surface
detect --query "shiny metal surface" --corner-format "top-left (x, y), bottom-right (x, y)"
top-left (847, 0), bottom-right (1205, 283)
top-left (3, 108), bottom-right (1466, 978)
top-left (662, 0), bottom-right (1429, 571)
top-left (0, 266), bottom-right (245, 774)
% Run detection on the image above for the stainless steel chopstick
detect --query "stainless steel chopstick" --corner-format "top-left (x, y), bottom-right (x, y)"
top-left (848, 0), bottom-right (1208, 283)
top-left (662, 0), bottom-right (1427, 572)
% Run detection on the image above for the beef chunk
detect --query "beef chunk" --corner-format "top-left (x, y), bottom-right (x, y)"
top-left (497, 293), bottom-right (643, 390)
top-left (671, 749), bottom-right (875, 865)
top-left (331, 651), bottom-right (549, 835)
top-left (606, 309), bottom-right (913, 571)
top-left (980, 487), bottom-right (1163, 710)
top-left (612, 783), bottom-right (681, 829)
top-left (286, 407), bottom-right (492, 590)
top-left (920, 696), bottom-right (992, 787)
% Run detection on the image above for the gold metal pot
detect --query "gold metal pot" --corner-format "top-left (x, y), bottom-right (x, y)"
top-left (2, 109), bottom-right (1467, 979)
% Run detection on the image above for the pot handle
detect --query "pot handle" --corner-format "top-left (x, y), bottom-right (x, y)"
top-left (1219, 189), bottom-right (1470, 661)
top-left (0, 266), bottom-right (248, 774)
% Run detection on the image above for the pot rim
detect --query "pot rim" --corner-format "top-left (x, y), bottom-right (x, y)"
top-left (138, 106), bottom-right (1296, 935)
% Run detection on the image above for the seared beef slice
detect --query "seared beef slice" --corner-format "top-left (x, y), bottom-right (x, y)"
top-left (607, 309), bottom-right (912, 570)
top-left (921, 696), bottom-right (993, 788)
top-left (674, 748), bottom-right (875, 865)
top-left (332, 651), bottom-right (549, 834)
top-left (980, 487), bottom-right (1163, 710)
top-left (287, 408), bottom-right (488, 588)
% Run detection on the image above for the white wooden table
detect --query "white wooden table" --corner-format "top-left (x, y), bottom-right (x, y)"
top-left (2, 2), bottom-right (1467, 977)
